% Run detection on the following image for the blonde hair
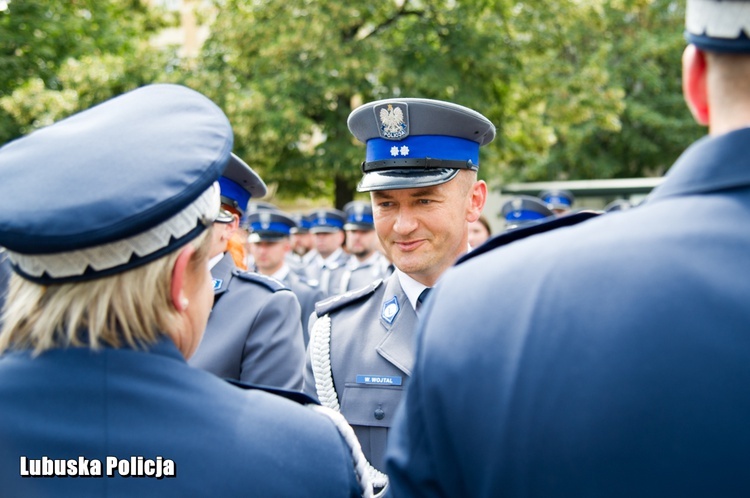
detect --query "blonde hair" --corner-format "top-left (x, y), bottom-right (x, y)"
top-left (0, 229), bottom-right (212, 355)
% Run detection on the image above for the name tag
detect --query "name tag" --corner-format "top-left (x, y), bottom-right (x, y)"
top-left (356, 375), bottom-right (402, 386)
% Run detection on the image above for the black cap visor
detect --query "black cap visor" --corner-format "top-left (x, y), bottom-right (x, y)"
top-left (357, 168), bottom-right (460, 192)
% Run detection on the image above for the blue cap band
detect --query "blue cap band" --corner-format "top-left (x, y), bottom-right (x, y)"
top-left (544, 195), bottom-right (572, 207)
top-left (313, 218), bottom-right (344, 229)
top-left (218, 176), bottom-right (251, 213)
top-left (506, 210), bottom-right (549, 222)
top-left (366, 135), bottom-right (480, 165)
top-left (347, 214), bottom-right (374, 225)
top-left (686, 31), bottom-right (750, 53)
top-left (249, 221), bottom-right (293, 235)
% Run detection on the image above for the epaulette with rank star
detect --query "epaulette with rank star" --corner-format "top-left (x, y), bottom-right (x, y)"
top-left (457, 210), bottom-right (600, 265)
top-left (315, 278), bottom-right (384, 317)
top-left (233, 270), bottom-right (290, 292)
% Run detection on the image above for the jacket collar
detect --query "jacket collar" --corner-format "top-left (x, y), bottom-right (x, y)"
top-left (210, 252), bottom-right (236, 295)
top-left (649, 127), bottom-right (750, 203)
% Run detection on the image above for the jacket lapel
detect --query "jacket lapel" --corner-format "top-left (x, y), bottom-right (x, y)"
top-left (376, 275), bottom-right (417, 376)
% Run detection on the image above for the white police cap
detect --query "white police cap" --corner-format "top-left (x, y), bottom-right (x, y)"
top-left (347, 98), bottom-right (495, 192)
top-left (0, 84), bottom-right (237, 284)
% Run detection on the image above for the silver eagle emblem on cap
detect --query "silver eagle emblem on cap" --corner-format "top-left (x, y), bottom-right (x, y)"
top-left (260, 211), bottom-right (271, 229)
top-left (376, 103), bottom-right (408, 140)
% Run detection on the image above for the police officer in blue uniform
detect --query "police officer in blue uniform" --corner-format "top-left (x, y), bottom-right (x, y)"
top-left (305, 208), bottom-right (350, 295)
top-left (190, 158), bottom-right (305, 390)
top-left (287, 211), bottom-right (317, 277)
top-left (303, 98), bottom-right (494, 494)
top-left (386, 3), bottom-right (750, 496)
top-left (0, 84), bottom-right (366, 497)
top-left (188, 150), bottom-right (306, 390)
top-left (247, 209), bottom-right (325, 344)
top-left (500, 194), bottom-right (555, 230)
top-left (328, 200), bottom-right (391, 296)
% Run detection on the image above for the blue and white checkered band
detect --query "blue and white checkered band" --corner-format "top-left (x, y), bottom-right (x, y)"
top-left (250, 221), bottom-right (292, 235)
top-left (374, 102), bottom-right (409, 140)
top-left (365, 135), bottom-right (480, 166)
top-left (381, 296), bottom-right (400, 324)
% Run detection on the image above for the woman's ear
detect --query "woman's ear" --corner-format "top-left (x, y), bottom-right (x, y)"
top-left (171, 245), bottom-right (196, 312)
top-left (683, 44), bottom-right (710, 125)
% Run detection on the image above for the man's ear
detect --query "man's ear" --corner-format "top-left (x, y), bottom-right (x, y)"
top-left (171, 245), bottom-right (196, 311)
top-left (467, 180), bottom-right (488, 223)
top-left (683, 44), bottom-right (710, 125)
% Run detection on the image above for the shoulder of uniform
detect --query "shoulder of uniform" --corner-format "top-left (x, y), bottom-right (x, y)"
top-left (295, 273), bottom-right (318, 288)
top-left (232, 270), bottom-right (290, 292)
top-left (315, 278), bottom-right (384, 317)
top-left (458, 210), bottom-right (600, 265)
top-left (225, 379), bottom-right (319, 405)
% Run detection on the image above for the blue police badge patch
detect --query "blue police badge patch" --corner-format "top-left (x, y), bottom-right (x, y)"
top-left (375, 103), bottom-right (409, 140)
top-left (212, 279), bottom-right (223, 291)
top-left (381, 296), bottom-right (400, 324)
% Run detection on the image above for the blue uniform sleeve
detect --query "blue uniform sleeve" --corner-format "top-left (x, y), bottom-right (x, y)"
top-left (384, 306), bottom-right (455, 498)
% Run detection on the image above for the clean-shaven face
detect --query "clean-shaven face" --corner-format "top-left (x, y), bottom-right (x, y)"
top-left (371, 173), bottom-right (477, 286)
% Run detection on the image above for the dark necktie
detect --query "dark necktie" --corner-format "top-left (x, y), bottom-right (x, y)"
top-left (417, 287), bottom-right (432, 309)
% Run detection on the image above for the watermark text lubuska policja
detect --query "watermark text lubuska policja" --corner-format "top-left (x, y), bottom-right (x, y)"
top-left (20, 456), bottom-right (175, 479)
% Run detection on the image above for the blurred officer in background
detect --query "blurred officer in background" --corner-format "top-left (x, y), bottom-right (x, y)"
top-left (288, 212), bottom-right (316, 276)
top-left (328, 200), bottom-right (390, 295)
top-left (304, 97), bottom-right (494, 494)
top-left (247, 209), bottom-right (324, 345)
top-left (0, 84), bottom-right (365, 497)
top-left (467, 214), bottom-right (492, 249)
top-left (241, 201), bottom-right (279, 268)
top-left (605, 198), bottom-right (634, 212)
top-left (289, 213), bottom-right (317, 266)
top-left (189, 155), bottom-right (305, 390)
top-left (500, 195), bottom-right (555, 230)
top-left (305, 208), bottom-right (349, 294)
top-left (386, 1), bottom-right (750, 496)
top-left (538, 188), bottom-right (575, 215)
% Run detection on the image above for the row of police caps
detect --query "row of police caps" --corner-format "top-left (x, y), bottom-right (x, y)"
top-left (502, 189), bottom-right (635, 230)
top-left (243, 188), bottom-right (631, 241)
top-left (238, 201), bottom-right (375, 242)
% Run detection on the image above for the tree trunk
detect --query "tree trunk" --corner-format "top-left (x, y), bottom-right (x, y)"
top-left (334, 174), bottom-right (356, 210)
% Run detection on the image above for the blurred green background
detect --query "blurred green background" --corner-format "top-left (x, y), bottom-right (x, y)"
top-left (0, 0), bottom-right (703, 209)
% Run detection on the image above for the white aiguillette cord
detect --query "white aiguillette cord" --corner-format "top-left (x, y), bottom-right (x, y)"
top-left (310, 315), bottom-right (389, 497)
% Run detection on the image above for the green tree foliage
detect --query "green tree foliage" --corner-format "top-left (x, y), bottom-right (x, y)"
top-left (190, 0), bottom-right (521, 206)
top-left (192, 0), bottom-right (702, 204)
top-left (520, 0), bottom-right (704, 181)
top-left (0, 0), bottom-right (170, 141)
top-left (2, 0), bottom-right (705, 205)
